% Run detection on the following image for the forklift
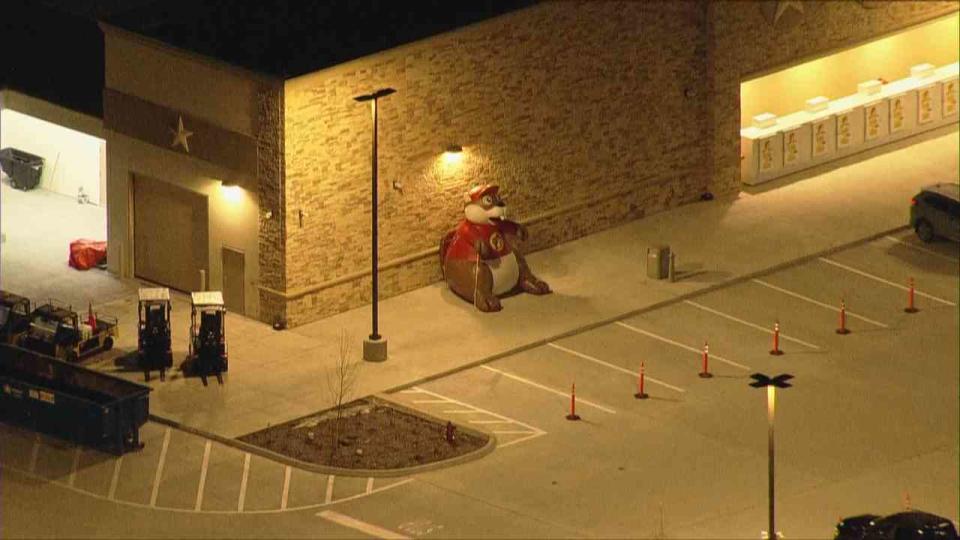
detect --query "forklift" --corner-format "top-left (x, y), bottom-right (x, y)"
top-left (0, 290), bottom-right (32, 345)
top-left (185, 291), bottom-right (228, 386)
top-left (137, 288), bottom-right (172, 382)
top-left (19, 301), bottom-right (118, 362)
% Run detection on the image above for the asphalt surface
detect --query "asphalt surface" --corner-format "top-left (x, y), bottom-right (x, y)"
top-left (2, 231), bottom-right (956, 539)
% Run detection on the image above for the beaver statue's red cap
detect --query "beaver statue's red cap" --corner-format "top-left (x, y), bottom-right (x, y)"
top-left (463, 184), bottom-right (499, 204)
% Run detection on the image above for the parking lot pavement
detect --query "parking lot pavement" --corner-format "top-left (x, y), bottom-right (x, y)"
top-left (385, 235), bottom-right (958, 538)
top-left (0, 421), bottom-right (411, 516)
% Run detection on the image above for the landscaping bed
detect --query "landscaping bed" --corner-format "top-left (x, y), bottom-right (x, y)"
top-left (237, 398), bottom-right (489, 469)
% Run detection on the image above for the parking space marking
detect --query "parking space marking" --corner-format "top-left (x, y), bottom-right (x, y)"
top-left (67, 447), bottom-right (80, 487)
top-left (480, 365), bottom-right (617, 413)
top-left (28, 434), bottom-right (39, 473)
top-left (492, 430), bottom-right (535, 434)
top-left (325, 475), bottom-right (335, 504)
top-left (280, 466), bottom-right (291, 510)
top-left (410, 386), bottom-right (545, 448)
top-left (317, 510), bottom-right (411, 540)
top-left (683, 300), bottom-right (821, 350)
top-left (412, 399), bottom-right (453, 404)
top-left (149, 428), bottom-right (171, 507)
top-left (195, 441), bottom-right (212, 511)
top-left (884, 235), bottom-right (960, 263)
top-left (1, 460), bottom-right (413, 515)
top-left (752, 279), bottom-right (890, 328)
top-left (614, 322), bottom-right (751, 371)
top-left (108, 456), bottom-right (122, 500)
top-left (237, 453), bottom-right (250, 512)
top-left (399, 389), bottom-right (425, 394)
top-left (819, 257), bottom-right (957, 306)
top-left (547, 342), bottom-right (686, 393)
top-left (366, 477), bottom-right (374, 494)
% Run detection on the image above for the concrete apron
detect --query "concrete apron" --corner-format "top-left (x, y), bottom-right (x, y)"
top-left (95, 124), bottom-right (958, 461)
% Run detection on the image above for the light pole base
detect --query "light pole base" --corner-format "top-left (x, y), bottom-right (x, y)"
top-left (363, 336), bottom-right (388, 362)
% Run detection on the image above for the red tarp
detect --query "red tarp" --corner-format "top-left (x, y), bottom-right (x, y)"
top-left (69, 239), bottom-right (107, 270)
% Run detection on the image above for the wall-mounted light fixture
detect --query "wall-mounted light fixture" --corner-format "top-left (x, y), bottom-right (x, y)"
top-left (442, 144), bottom-right (464, 166)
top-left (219, 180), bottom-right (243, 203)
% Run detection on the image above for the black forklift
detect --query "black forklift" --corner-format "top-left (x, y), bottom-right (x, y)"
top-left (184, 292), bottom-right (228, 386)
top-left (0, 290), bottom-right (32, 345)
top-left (137, 288), bottom-right (172, 382)
top-left (19, 301), bottom-right (118, 362)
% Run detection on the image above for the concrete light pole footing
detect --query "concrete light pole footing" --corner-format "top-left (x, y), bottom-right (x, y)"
top-left (363, 337), bottom-right (388, 362)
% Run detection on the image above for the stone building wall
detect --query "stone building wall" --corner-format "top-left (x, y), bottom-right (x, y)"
top-left (281, 1), bottom-right (710, 326)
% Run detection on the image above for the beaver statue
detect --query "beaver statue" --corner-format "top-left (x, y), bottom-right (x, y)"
top-left (439, 184), bottom-right (551, 312)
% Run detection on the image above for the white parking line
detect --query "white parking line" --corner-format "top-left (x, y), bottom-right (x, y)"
top-left (280, 466), bottom-right (291, 510)
top-left (237, 453), bottom-right (250, 512)
top-left (819, 257), bottom-right (957, 306)
top-left (366, 477), bottom-right (374, 494)
top-left (752, 279), bottom-right (890, 328)
top-left (150, 428), bottom-right (171, 507)
top-left (683, 300), bottom-right (821, 350)
top-left (547, 342), bottom-right (686, 393)
top-left (195, 441), bottom-right (212, 511)
top-left (68, 446), bottom-right (81, 487)
top-left (28, 434), bottom-right (39, 473)
top-left (317, 510), bottom-right (411, 539)
top-left (411, 387), bottom-right (545, 440)
top-left (614, 322), bottom-right (751, 371)
top-left (480, 365), bottom-right (617, 413)
top-left (884, 235), bottom-right (960, 263)
top-left (325, 475), bottom-right (335, 504)
top-left (399, 389), bottom-right (424, 394)
top-left (412, 399), bottom-right (452, 404)
top-left (108, 456), bottom-right (123, 500)
top-left (492, 430), bottom-right (535, 434)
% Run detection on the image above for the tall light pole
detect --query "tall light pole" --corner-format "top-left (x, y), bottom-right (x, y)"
top-left (749, 372), bottom-right (793, 540)
top-left (353, 87), bottom-right (395, 362)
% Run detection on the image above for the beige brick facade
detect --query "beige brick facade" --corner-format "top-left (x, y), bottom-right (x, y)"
top-left (105, 2), bottom-right (959, 327)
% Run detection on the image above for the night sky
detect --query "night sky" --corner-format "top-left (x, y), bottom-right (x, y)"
top-left (1, 0), bottom-right (536, 117)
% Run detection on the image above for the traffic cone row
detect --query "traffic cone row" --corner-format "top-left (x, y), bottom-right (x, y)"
top-left (568, 277), bottom-right (927, 418)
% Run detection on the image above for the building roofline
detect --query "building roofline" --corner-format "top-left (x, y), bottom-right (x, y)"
top-left (98, 21), bottom-right (282, 86)
top-left (284, 1), bottom-right (541, 84)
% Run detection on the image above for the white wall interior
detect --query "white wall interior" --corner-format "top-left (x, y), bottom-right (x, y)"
top-left (0, 108), bottom-right (106, 205)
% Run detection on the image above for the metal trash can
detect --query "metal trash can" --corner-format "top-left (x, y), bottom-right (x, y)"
top-left (646, 245), bottom-right (671, 279)
top-left (0, 148), bottom-right (44, 191)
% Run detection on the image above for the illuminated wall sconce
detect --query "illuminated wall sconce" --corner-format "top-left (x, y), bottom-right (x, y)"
top-left (442, 144), bottom-right (464, 165)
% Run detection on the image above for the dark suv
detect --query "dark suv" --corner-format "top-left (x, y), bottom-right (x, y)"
top-left (910, 183), bottom-right (960, 243)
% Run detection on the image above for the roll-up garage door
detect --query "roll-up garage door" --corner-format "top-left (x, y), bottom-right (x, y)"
top-left (133, 175), bottom-right (208, 293)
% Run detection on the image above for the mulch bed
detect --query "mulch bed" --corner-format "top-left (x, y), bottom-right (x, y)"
top-left (237, 398), bottom-right (489, 469)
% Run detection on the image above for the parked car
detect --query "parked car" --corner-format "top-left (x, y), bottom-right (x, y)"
top-left (909, 183), bottom-right (960, 243)
top-left (835, 511), bottom-right (958, 540)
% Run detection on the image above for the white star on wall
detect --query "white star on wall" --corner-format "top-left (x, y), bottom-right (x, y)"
top-left (170, 115), bottom-right (193, 153)
top-left (774, 0), bottom-right (804, 25)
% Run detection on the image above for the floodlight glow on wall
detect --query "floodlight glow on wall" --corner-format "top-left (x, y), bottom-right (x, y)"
top-left (442, 144), bottom-right (464, 165)
top-left (219, 182), bottom-right (243, 203)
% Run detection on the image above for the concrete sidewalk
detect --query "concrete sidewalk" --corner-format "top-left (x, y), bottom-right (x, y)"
top-left (95, 124), bottom-right (959, 441)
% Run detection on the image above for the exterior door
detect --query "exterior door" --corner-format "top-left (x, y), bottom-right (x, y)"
top-left (222, 247), bottom-right (245, 315)
top-left (133, 175), bottom-right (208, 292)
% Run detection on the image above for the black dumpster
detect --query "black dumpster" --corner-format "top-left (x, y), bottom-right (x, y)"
top-left (0, 344), bottom-right (151, 455)
top-left (0, 148), bottom-right (44, 191)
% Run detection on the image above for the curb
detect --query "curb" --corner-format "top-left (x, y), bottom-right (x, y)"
top-left (148, 393), bottom-right (496, 478)
top-left (384, 225), bottom-right (911, 393)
